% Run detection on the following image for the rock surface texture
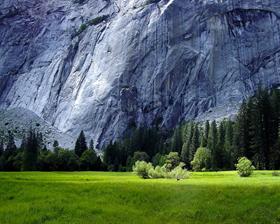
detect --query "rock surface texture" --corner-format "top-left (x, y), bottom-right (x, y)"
top-left (1, 0), bottom-right (280, 148)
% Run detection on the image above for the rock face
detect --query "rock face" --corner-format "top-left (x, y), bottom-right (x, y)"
top-left (1, 0), bottom-right (280, 148)
top-left (0, 108), bottom-right (75, 148)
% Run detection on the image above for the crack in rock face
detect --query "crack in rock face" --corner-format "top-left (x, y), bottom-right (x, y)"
top-left (1, 0), bottom-right (280, 148)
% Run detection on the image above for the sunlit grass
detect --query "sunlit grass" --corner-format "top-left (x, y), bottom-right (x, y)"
top-left (0, 171), bottom-right (279, 224)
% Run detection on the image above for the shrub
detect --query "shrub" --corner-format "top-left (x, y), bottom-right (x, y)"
top-left (235, 157), bottom-right (255, 177)
top-left (134, 161), bottom-right (189, 180)
top-left (79, 24), bottom-right (87, 32)
top-left (165, 152), bottom-right (180, 171)
top-left (272, 171), bottom-right (280, 176)
top-left (133, 161), bottom-right (153, 179)
top-left (88, 15), bottom-right (109, 26)
top-left (148, 166), bottom-right (165, 179)
top-left (191, 147), bottom-right (211, 171)
top-left (170, 162), bottom-right (189, 180)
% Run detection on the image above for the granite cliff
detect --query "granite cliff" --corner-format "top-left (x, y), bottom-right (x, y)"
top-left (1, 0), bottom-right (280, 148)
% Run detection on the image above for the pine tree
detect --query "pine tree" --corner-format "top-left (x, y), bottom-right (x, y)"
top-left (181, 122), bottom-right (194, 168)
top-left (53, 140), bottom-right (59, 154)
top-left (249, 89), bottom-right (270, 169)
top-left (37, 132), bottom-right (44, 150)
top-left (22, 129), bottom-right (39, 171)
top-left (224, 120), bottom-right (234, 169)
top-left (1, 132), bottom-right (17, 171)
top-left (96, 156), bottom-right (104, 171)
top-left (5, 132), bottom-right (17, 158)
top-left (234, 101), bottom-right (251, 161)
top-left (0, 139), bottom-right (4, 157)
top-left (89, 139), bottom-right (94, 150)
top-left (53, 140), bottom-right (59, 148)
top-left (171, 127), bottom-right (183, 152)
top-left (189, 123), bottom-right (200, 163)
top-left (74, 131), bottom-right (88, 157)
top-left (258, 89), bottom-right (272, 169)
top-left (207, 120), bottom-right (218, 169)
top-left (270, 90), bottom-right (280, 144)
top-left (217, 120), bottom-right (226, 169)
top-left (181, 123), bottom-right (189, 143)
top-left (181, 142), bottom-right (190, 167)
top-left (201, 120), bottom-right (210, 147)
top-left (270, 122), bottom-right (280, 169)
top-left (20, 136), bottom-right (26, 151)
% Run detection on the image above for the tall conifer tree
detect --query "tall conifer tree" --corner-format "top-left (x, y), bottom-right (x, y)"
top-left (22, 129), bottom-right (39, 171)
top-left (207, 120), bottom-right (218, 169)
top-left (75, 131), bottom-right (88, 157)
top-left (189, 123), bottom-right (200, 163)
top-left (201, 120), bottom-right (210, 147)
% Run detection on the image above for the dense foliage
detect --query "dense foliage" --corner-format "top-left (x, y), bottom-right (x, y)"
top-left (191, 147), bottom-right (211, 171)
top-left (104, 88), bottom-right (280, 171)
top-left (133, 161), bottom-right (153, 179)
top-left (103, 127), bottom-right (168, 171)
top-left (0, 88), bottom-right (279, 171)
top-left (236, 157), bottom-right (255, 177)
top-left (0, 130), bottom-right (105, 171)
top-left (133, 154), bottom-right (189, 180)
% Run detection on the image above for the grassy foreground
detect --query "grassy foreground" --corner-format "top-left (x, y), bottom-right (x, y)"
top-left (0, 171), bottom-right (279, 224)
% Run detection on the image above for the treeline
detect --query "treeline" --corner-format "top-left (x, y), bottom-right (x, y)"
top-left (1, 88), bottom-right (280, 171)
top-left (103, 127), bottom-right (170, 171)
top-left (104, 88), bottom-right (280, 171)
top-left (0, 131), bottom-right (105, 171)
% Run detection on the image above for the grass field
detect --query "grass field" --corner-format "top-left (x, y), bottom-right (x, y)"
top-left (0, 171), bottom-right (279, 224)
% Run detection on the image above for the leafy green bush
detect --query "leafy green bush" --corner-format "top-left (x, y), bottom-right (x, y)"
top-left (133, 161), bottom-right (153, 179)
top-left (165, 152), bottom-right (180, 171)
top-left (191, 147), bottom-right (211, 171)
top-left (170, 163), bottom-right (189, 180)
top-left (272, 171), bottom-right (280, 176)
top-left (236, 157), bottom-right (255, 177)
top-left (135, 161), bottom-right (189, 180)
top-left (148, 165), bottom-right (165, 179)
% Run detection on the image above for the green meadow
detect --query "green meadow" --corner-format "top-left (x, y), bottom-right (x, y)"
top-left (0, 171), bottom-right (279, 224)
